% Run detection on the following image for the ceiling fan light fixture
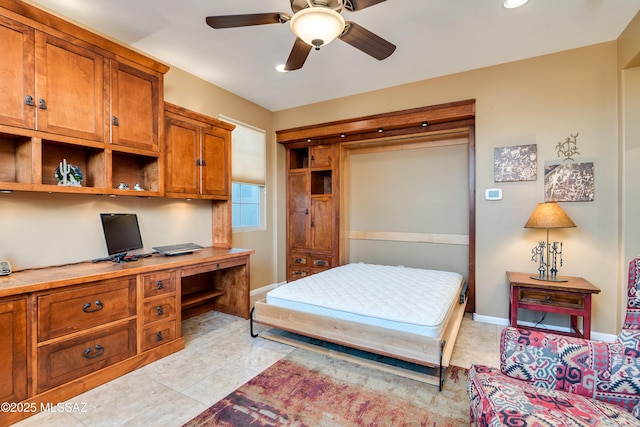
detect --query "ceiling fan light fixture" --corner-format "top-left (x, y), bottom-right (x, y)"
top-left (290, 7), bottom-right (345, 48)
top-left (503, 0), bottom-right (529, 8)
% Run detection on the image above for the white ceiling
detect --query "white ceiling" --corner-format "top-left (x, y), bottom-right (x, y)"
top-left (26, 0), bottom-right (640, 112)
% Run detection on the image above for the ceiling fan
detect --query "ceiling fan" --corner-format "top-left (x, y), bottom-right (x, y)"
top-left (205, 0), bottom-right (396, 71)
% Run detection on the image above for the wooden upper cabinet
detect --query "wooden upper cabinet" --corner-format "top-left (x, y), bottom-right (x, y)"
top-left (164, 103), bottom-right (233, 199)
top-left (0, 15), bottom-right (35, 129)
top-left (201, 127), bottom-right (230, 196)
top-left (310, 145), bottom-right (333, 169)
top-left (35, 31), bottom-right (106, 142)
top-left (164, 116), bottom-right (200, 195)
top-left (110, 60), bottom-right (161, 152)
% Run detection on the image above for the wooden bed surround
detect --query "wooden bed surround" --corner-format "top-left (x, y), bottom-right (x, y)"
top-left (253, 100), bottom-right (476, 388)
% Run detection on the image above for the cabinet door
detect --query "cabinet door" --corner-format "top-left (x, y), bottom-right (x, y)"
top-left (35, 32), bottom-right (106, 141)
top-left (310, 145), bottom-right (333, 169)
top-left (0, 16), bottom-right (35, 128)
top-left (310, 195), bottom-right (333, 251)
top-left (201, 127), bottom-right (230, 197)
top-left (164, 117), bottom-right (199, 195)
top-left (288, 171), bottom-right (310, 249)
top-left (0, 297), bottom-right (28, 403)
top-left (110, 60), bottom-right (160, 151)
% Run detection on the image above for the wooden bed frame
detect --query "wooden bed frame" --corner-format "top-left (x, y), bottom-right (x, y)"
top-left (250, 278), bottom-right (468, 389)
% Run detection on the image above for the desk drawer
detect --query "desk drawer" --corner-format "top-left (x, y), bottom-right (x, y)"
top-left (37, 320), bottom-right (136, 392)
top-left (38, 277), bottom-right (136, 342)
top-left (180, 257), bottom-right (247, 277)
top-left (142, 296), bottom-right (176, 325)
top-left (142, 271), bottom-right (176, 298)
top-left (518, 288), bottom-right (585, 309)
top-left (141, 320), bottom-right (176, 352)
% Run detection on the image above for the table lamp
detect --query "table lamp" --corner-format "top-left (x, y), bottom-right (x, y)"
top-left (524, 201), bottom-right (576, 282)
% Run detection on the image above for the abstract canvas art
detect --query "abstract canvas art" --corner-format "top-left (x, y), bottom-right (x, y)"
top-left (494, 144), bottom-right (537, 182)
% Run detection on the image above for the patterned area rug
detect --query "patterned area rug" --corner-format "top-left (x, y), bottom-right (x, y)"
top-left (183, 349), bottom-right (470, 426)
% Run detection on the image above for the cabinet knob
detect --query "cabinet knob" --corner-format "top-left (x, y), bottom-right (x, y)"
top-left (112, 116), bottom-right (119, 126)
top-left (156, 331), bottom-right (163, 342)
top-left (83, 345), bottom-right (104, 359)
top-left (38, 98), bottom-right (47, 110)
top-left (25, 95), bottom-right (35, 106)
top-left (156, 280), bottom-right (163, 290)
top-left (156, 305), bottom-right (163, 316)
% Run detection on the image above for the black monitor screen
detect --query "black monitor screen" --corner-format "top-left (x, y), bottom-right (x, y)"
top-left (100, 213), bottom-right (144, 256)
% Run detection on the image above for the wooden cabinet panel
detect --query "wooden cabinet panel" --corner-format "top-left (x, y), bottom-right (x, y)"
top-left (311, 196), bottom-right (333, 251)
top-left (142, 296), bottom-right (176, 325)
top-left (0, 297), bottom-right (28, 403)
top-left (141, 320), bottom-right (177, 352)
top-left (37, 277), bottom-right (136, 341)
top-left (110, 60), bottom-right (160, 151)
top-left (201, 127), bottom-right (229, 196)
top-left (288, 170), bottom-right (310, 249)
top-left (310, 145), bottom-right (333, 169)
top-left (37, 320), bottom-right (136, 392)
top-left (0, 15), bottom-right (35, 129)
top-left (35, 32), bottom-right (106, 141)
top-left (142, 270), bottom-right (176, 299)
top-left (164, 116), bottom-right (200, 194)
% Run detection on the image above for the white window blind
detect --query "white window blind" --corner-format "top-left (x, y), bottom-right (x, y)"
top-left (220, 115), bottom-right (266, 185)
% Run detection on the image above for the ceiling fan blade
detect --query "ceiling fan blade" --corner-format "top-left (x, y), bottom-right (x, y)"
top-left (344, 0), bottom-right (388, 12)
top-left (284, 38), bottom-right (312, 71)
top-left (339, 22), bottom-right (396, 60)
top-left (205, 13), bottom-right (289, 29)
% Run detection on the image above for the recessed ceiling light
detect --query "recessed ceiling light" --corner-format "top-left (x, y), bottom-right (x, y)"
top-left (504, 0), bottom-right (529, 8)
top-left (275, 64), bottom-right (288, 72)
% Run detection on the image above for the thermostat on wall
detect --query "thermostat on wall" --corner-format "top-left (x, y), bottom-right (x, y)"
top-left (485, 188), bottom-right (503, 201)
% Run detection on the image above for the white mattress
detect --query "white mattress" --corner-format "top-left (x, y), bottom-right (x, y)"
top-left (266, 263), bottom-right (464, 338)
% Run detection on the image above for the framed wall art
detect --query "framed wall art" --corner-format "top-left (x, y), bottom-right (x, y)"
top-left (544, 161), bottom-right (594, 202)
top-left (493, 144), bottom-right (537, 182)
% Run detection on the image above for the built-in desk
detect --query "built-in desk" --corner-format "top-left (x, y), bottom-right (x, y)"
top-left (0, 247), bottom-right (253, 426)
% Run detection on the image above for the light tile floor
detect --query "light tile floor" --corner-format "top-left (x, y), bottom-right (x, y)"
top-left (13, 295), bottom-right (501, 427)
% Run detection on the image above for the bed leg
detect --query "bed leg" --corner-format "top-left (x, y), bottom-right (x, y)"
top-left (250, 306), bottom-right (259, 338)
top-left (439, 340), bottom-right (446, 391)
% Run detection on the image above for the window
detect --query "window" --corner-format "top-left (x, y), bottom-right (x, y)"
top-left (219, 115), bottom-right (266, 230)
top-left (232, 183), bottom-right (263, 228)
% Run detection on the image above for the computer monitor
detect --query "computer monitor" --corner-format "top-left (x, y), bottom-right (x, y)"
top-left (99, 213), bottom-right (144, 259)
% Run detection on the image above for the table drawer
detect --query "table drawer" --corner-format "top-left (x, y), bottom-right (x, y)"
top-left (141, 320), bottom-right (177, 352)
top-left (37, 320), bottom-right (136, 392)
top-left (518, 288), bottom-right (585, 309)
top-left (38, 277), bottom-right (136, 342)
top-left (180, 257), bottom-right (247, 277)
top-left (142, 296), bottom-right (176, 325)
top-left (142, 271), bottom-right (176, 298)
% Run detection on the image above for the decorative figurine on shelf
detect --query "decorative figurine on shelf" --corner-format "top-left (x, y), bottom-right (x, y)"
top-left (117, 182), bottom-right (129, 190)
top-left (134, 183), bottom-right (144, 191)
top-left (55, 159), bottom-right (83, 187)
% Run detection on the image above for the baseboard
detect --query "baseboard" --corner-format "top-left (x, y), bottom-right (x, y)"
top-left (472, 313), bottom-right (617, 343)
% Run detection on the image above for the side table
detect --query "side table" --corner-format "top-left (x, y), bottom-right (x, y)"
top-left (507, 271), bottom-right (601, 339)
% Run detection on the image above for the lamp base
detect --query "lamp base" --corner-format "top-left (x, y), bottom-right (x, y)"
top-left (529, 275), bottom-right (568, 282)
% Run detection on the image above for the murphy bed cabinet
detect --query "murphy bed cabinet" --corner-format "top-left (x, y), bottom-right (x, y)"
top-left (0, 2), bottom-right (166, 196)
top-left (164, 102), bottom-right (233, 200)
top-left (284, 144), bottom-right (339, 281)
top-left (0, 248), bottom-right (253, 426)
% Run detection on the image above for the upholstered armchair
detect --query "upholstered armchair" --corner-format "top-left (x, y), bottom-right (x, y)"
top-left (467, 257), bottom-right (640, 426)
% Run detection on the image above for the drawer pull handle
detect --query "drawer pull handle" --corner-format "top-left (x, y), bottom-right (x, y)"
top-left (25, 95), bottom-right (35, 106)
top-left (112, 116), bottom-right (119, 126)
top-left (216, 263), bottom-right (221, 270)
top-left (82, 300), bottom-right (103, 313)
top-left (156, 280), bottom-right (163, 290)
top-left (294, 257), bottom-right (306, 264)
top-left (546, 295), bottom-right (552, 302)
top-left (156, 332), bottom-right (163, 342)
top-left (38, 98), bottom-right (47, 110)
top-left (314, 260), bottom-right (327, 266)
top-left (156, 306), bottom-right (163, 316)
top-left (83, 345), bottom-right (104, 359)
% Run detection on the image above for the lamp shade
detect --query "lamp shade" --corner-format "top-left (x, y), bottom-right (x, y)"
top-left (290, 7), bottom-right (345, 48)
top-left (524, 202), bottom-right (577, 229)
